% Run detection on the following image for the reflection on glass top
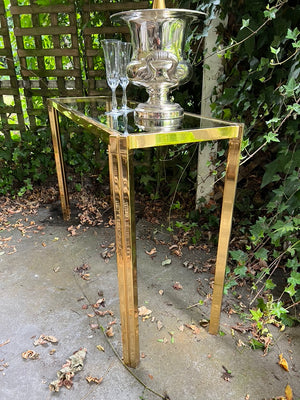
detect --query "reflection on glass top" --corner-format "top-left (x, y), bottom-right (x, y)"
top-left (53, 96), bottom-right (238, 135)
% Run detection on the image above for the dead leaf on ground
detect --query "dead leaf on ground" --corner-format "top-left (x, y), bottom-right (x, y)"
top-left (157, 320), bottom-right (163, 331)
top-left (105, 326), bottom-right (114, 337)
top-left (74, 263), bottom-right (90, 280)
top-left (95, 310), bottom-right (114, 317)
top-left (172, 282), bottom-right (183, 290)
top-left (285, 384), bottom-right (293, 400)
top-left (138, 306), bottom-right (152, 317)
top-left (145, 247), bottom-right (157, 256)
top-left (22, 350), bottom-right (39, 360)
top-left (67, 225), bottom-right (80, 236)
top-left (185, 324), bottom-right (200, 335)
top-left (101, 243), bottom-right (115, 262)
top-left (278, 353), bottom-right (289, 371)
top-left (93, 297), bottom-right (106, 308)
top-left (96, 345), bottom-right (105, 352)
top-left (162, 258), bottom-right (172, 266)
top-left (199, 319), bottom-right (209, 328)
top-left (90, 324), bottom-right (99, 330)
top-left (86, 376), bottom-right (103, 385)
top-left (49, 348), bottom-right (87, 392)
top-left (34, 334), bottom-right (58, 346)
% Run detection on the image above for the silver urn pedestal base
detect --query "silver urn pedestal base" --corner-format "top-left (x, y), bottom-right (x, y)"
top-left (111, 8), bottom-right (205, 132)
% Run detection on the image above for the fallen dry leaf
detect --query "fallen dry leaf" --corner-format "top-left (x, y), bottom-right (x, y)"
top-left (49, 349), bottom-right (56, 355)
top-left (90, 324), bottom-right (99, 330)
top-left (22, 350), bottom-right (39, 360)
top-left (86, 376), bottom-right (103, 385)
top-left (145, 247), bottom-right (157, 256)
top-left (278, 353), bottom-right (289, 371)
top-left (285, 384), bottom-right (293, 400)
top-left (93, 298), bottom-right (106, 308)
top-left (96, 345), bottom-right (105, 352)
top-left (185, 324), bottom-right (200, 335)
top-left (95, 310), bottom-right (114, 317)
top-left (34, 334), bottom-right (58, 346)
top-left (106, 326), bottom-right (114, 337)
top-left (157, 320), bottom-right (163, 331)
top-left (49, 348), bottom-right (87, 392)
top-left (138, 306), bottom-right (152, 317)
top-left (172, 282), bottom-right (183, 290)
top-left (162, 258), bottom-right (172, 266)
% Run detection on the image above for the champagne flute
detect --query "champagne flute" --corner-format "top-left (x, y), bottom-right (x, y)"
top-left (101, 39), bottom-right (121, 115)
top-left (119, 41), bottom-right (133, 112)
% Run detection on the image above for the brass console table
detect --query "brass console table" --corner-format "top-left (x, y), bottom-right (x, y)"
top-left (48, 96), bottom-right (243, 368)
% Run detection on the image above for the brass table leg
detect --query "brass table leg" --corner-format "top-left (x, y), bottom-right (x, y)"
top-left (48, 104), bottom-right (70, 221)
top-left (209, 128), bottom-right (243, 334)
top-left (109, 135), bottom-right (140, 368)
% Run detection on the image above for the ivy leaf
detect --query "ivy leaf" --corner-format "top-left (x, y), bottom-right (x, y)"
top-left (250, 308), bottom-right (263, 322)
top-left (254, 247), bottom-right (268, 261)
top-left (271, 302), bottom-right (288, 319)
top-left (264, 131), bottom-right (280, 143)
top-left (287, 103), bottom-right (300, 114)
top-left (241, 19), bottom-right (250, 30)
top-left (288, 270), bottom-right (300, 286)
top-left (264, 5), bottom-right (277, 19)
top-left (286, 27), bottom-right (300, 41)
top-left (285, 284), bottom-right (296, 297)
top-left (270, 46), bottom-right (280, 55)
top-left (282, 77), bottom-right (298, 97)
top-left (265, 279), bottom-right (276, 290)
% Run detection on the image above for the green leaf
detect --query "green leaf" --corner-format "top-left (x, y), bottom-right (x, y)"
top-left (229, 249), bottom-right (248, 264)
top-left (250, 308), bottom-right (263, 322)
top-left (288, 270), bottom-right (300, 286)
top-left (264, 131), bottom-right (280, 143)
top-left (271, 301), bottom-right (288, 319)
top-left (285, 284), bottom-right (296, 297)
top-left (282, 78), bottom-right (298, 97)
top-left (265, 279), bottom-right (276, 290)
top-left (234, 264), bottom-right (247, 278)
top-left (270, 46), bottom-right (280, 55)
top-left (286, 27), bottom-right (300, 41)
top-left (250, 338), bottom-right (264, 350)
top-left (241, 19), bottom-right (250, 30)
top-left (254, 247), bottom-right (269, 261)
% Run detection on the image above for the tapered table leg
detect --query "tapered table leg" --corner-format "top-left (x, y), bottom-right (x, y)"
top-left (209, 127), bottom-right (243, 334)
top-left (48, 104), bottom-right (70, 221)
top-left (109, 135), bottom-right (139, 368)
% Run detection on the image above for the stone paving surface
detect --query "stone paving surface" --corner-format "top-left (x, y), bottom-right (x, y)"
top-left (0, 205), bottom-right (299, 400)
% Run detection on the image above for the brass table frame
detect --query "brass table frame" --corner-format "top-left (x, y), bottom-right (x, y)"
top-left (48, 96), bottom-right (243, 368)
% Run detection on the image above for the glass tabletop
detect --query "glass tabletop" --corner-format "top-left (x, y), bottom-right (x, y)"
top-left (49, 96), bottom-right (241, 149)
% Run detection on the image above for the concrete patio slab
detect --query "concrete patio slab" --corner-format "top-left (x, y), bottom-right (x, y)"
top-left (0, 204), bottom-right (299, 400)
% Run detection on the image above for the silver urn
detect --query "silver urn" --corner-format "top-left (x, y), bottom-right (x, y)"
top-left (111, 8), bottom-right (205, 131)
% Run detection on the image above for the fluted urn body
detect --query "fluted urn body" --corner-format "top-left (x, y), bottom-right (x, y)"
top-left (111, 9), bottom-right (205, 131)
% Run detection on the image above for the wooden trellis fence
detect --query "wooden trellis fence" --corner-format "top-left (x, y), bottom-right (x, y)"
top-left (0, 0), bottom-right (150, 137)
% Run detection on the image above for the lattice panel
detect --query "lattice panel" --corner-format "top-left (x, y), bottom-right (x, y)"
top-left (10, 0), bottom-right (84, 130)
top-left (82, 0), bottom-right (150, 96)
top-left (0, 0), bottom-right (25, 138)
